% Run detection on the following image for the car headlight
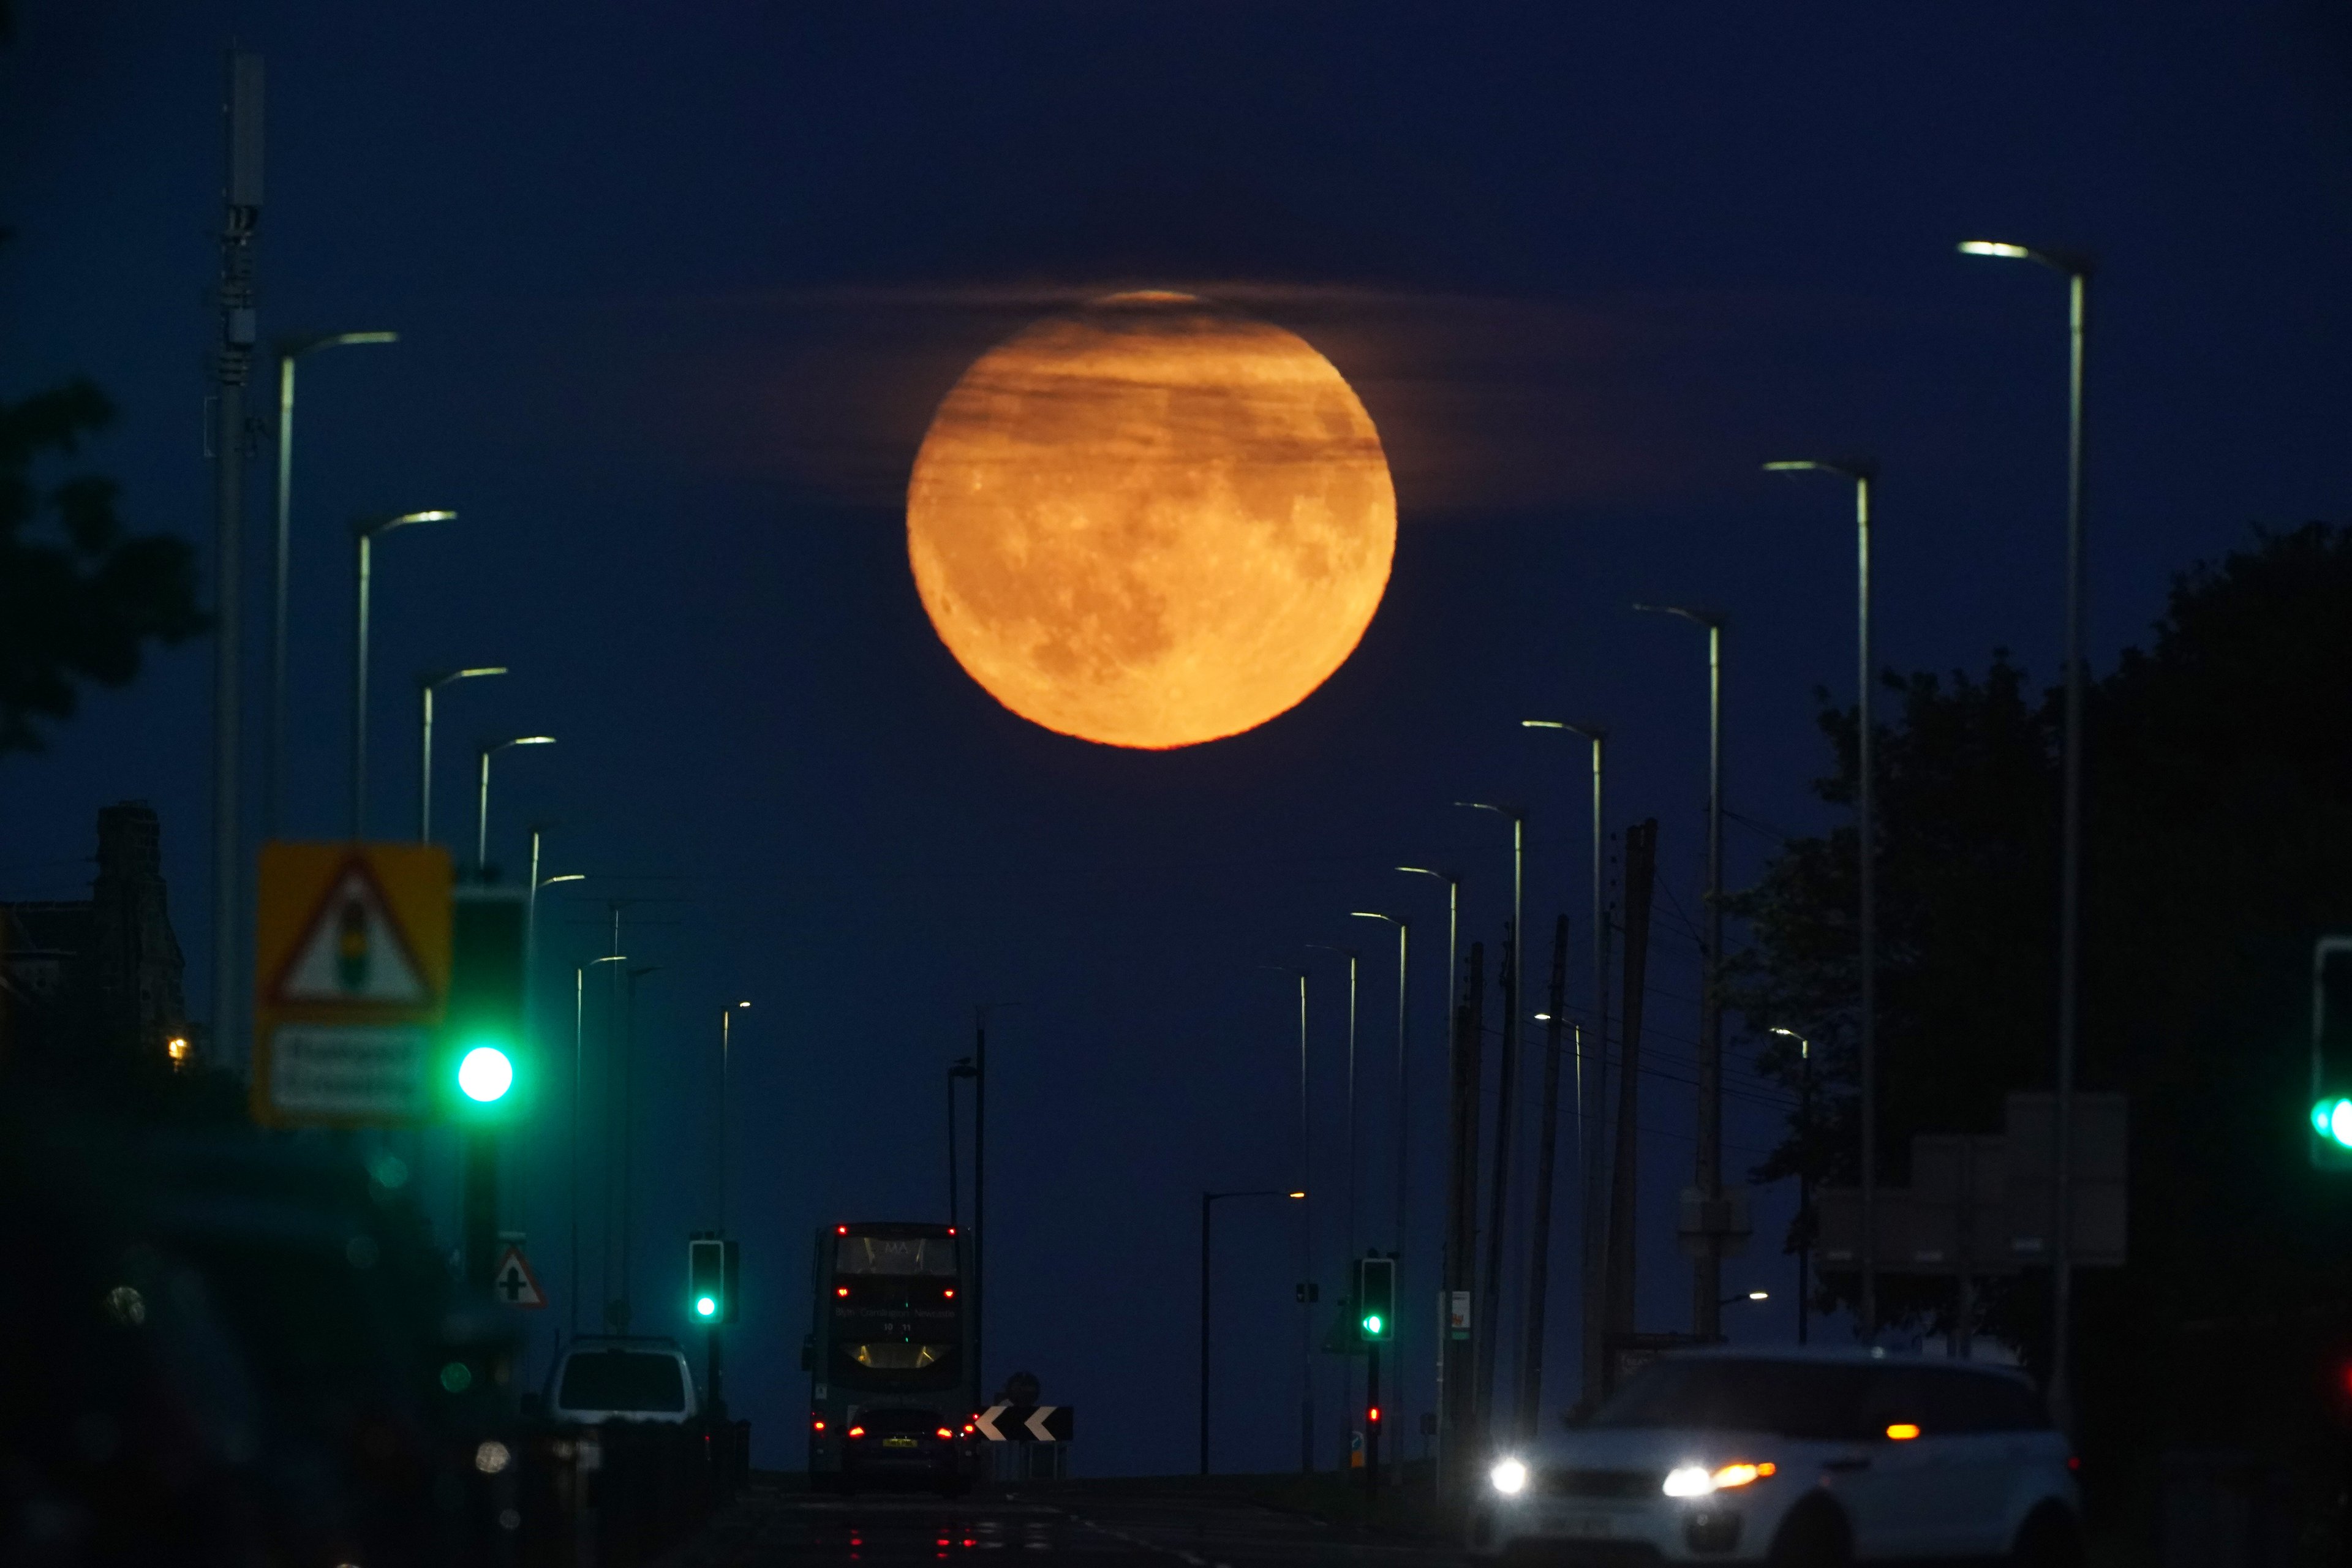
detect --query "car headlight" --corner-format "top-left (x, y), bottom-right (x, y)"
top-left (1663, 1461), bottom-right (1776, 1497)
top-left (1490, 1457), bottom-right (1529, 1495)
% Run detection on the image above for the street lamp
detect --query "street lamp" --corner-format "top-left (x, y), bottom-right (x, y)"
top-left (350, 510), bottom-right (454, 839)
top-left (1958, 235), bottom-right (2093, 1429)
top-left (1200, 1188), bottom-right (1306, 1476)
top-left (1455, 800), bottom-right (1522, 1435)
top-left (1632, 603), bottom-right (1729, 1339)
top-left (573, 952), bottom-right (628, 1338)
top-left (1393, 864), bottom-right (1457, 1483)
top-left (719, 1000), bottom-right (749, 1232)
top-left (270, 330), bottom-right (397, 837)
top-left (420, 668), bottom-right (507, 842)
top-left (1259, 963), bottom-right (1314, 1474)
top-left (1762, 456), bottom-right (1879, 1338)
top-left (1521, 718), bottom-right (1608, 1408)
top-left (1718, 1289), bottom-right (1770, 1307)
top-left (1770, 1027), bottom-right (1815, 1345)
top-left (476, 736), bottom-right (556, 876)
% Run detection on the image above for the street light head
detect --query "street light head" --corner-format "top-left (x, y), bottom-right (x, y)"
top-left (1958, 239), bottom-right (2032, 260)
top-left (1520, 718), bottom-right (1566, 729)
top-left (1288, 1191), bottom-right (1306, 1200)
top-left (1748, 1289), bottom-right (1770, 1301)
top-left (1769, 1026), bottom-right (1801, 1038)
top-left (513, 735), bottom-right (557, 748)
top-left (1349, 911), bottom-right (1400, 926)
top-left (537, 873), bottom-right (587, 889)
top-left (584, 954), bottom-right (629, 970)
top-left (736, 1000), bottom-right (751, 1009)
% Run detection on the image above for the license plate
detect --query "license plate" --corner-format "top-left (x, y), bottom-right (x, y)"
top-left (882, 1437), bottom-right (919, 1449)
top-left (1558, 1513), bottom-right (1614, 1539)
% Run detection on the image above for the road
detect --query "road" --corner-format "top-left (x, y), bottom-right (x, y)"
top-left (664, 1480), bottom-right (1472, 1567)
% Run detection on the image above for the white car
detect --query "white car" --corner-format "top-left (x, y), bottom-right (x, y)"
top-left (1471, 1348), bottom-right (2081, 1566)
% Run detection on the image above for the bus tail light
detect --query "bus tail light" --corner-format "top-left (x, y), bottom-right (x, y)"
top-left (812, 1416), bottom-right (827, 1433)
top-left (846, 1425), bottom-right (866, 1439)
top-left (937, 1427), bottom-right (954, 1439)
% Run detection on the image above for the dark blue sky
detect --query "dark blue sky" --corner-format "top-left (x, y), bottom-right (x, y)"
top-left (6, 1), bottom-right (2349, 1475)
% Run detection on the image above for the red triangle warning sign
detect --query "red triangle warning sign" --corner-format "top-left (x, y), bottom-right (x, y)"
top-left (492, 1244), bottom-right (546, 1310)
top-left (270, 859), bottom-right (432, 1007)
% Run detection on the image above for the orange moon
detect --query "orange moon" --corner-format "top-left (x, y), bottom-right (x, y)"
top-left (906, 292), bottom-right (1396, 750)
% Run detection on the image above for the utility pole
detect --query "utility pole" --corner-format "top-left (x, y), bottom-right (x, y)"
top-left (1603, 821), bottom-right (1659, 1368)
top-left (1458, 802), bottom-right (1522, 1446)
top-left (209, 52), bottom-right (263, 1068)
top-left (1520, 916), bottom-right (1570, 1436)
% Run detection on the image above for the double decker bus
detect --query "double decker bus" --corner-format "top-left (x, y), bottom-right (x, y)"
top-left (804, 1221), bottom-right (978, 1494)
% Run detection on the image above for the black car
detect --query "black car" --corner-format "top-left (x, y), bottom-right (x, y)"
top-left (836, 1405), bottom-right (974, 1495)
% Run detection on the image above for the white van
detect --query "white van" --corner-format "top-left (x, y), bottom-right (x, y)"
top-left (1471, 1348), bottom-right (2081, 1565)
top-left (543, 1337), bottom-right (700, 1427)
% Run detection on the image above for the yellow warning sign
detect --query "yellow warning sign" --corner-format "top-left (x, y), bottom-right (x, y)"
top-left (252, 842), bottom-right (452, 1128)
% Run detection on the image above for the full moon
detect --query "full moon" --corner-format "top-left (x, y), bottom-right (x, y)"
top-left (906, 292), bottom-right (1396, 750)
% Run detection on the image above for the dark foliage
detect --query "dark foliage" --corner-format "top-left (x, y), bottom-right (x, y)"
top-left (0, 379), bottom-right (206, 756)
top-left (1726, 522), bottom-right (2352, 1532)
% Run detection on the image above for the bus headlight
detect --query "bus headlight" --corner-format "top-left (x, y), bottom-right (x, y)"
top-left (1664, 1461), bottom-right (1776, 1497)
top-left (1490, 1457), bottom-right (1529, 1495)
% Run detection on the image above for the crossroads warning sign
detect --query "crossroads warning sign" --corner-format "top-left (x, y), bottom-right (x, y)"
top-left (252, 842), bottom-right (452, 1128)
top-left (491, 1243), bottom-right (547, 1309)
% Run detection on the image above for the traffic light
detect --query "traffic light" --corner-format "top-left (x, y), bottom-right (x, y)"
top-left (688, 1235), bottom-right (741, 1324)
top-left (1355, 1255), bottom-right (1395, 1343)
top-left (444, 890), bottom-right (527, 1118)
top-left (2313, 939), bottom-right (2352, 1170)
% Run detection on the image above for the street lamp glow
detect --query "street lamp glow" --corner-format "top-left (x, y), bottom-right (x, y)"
top-left (458, 1045), bottom-right (514, 1103)
top-left (1748, 1289), bottom-right (1770, 1301)
top-left (1491, 1457), bottom-right (1529, 1494)
top-left (1287, 1191), bottom-right (1306, 1199)
top-left (1958, 239), bottom-right (2032, 259)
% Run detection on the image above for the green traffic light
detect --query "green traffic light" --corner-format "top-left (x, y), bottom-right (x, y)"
top-left (458, 1044), bottom-right (514, 1103)
top-left (1362, 1313), bottom-right (1383, 1336)
top-left (695, 1294), bottom-right (717, 1318)
top-left (2315, 1098), bottom-right (2352, 1148)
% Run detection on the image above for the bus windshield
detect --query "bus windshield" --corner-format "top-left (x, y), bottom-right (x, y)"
top-left (835, 1234), bottom-right (959, 1277)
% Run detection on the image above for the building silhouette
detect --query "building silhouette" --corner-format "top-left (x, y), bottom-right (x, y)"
top-left (1, 802), bottom-right (189, 1079)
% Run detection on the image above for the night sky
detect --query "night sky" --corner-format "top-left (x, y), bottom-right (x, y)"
top-left (6, 2), bottom-right (2350, 1476)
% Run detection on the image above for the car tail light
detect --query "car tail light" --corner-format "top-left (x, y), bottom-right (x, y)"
top-left (944, 1288), bottom-right (956, 1298)
top-left (812, 1417), bottom-right (827, 1432)
top-left (1884, 1423), bottom-right (1921, 1441)
top-left (2067, 1455), bottom-right (2082, 1473)
top-left (937, 1427), bottom-right (954, 1439)
top-left (836, 1286), bottom-right (850, 1297)
top-left (847, 1425), bottom-right (866, 1439)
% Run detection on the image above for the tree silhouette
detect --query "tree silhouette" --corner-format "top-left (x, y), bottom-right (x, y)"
top-left (0, 379), bottom-right (205, 755)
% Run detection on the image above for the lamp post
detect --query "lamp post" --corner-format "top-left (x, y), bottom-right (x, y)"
top-left (1770, 1028), bottom-right (1814, 1345)
top-left (420, 667), bottom-right (507, 842)
top-left (1763, 458), bottom-right (1877, 1336)
top-left (1633, 603), bottom-right (1727, 1340)
top-left (1394, 865), bottom-right (1457, 1485)
top-left (270, 330), bottom-right (397, 837)
top-left (719, 1001), bottom-right (748, 1232)
top-left (1260, 964), bottom-right (1315, 1473)
top-left (1200, 1188), bottom-right (1307, 1476)
top-left (476, 736), bottom-right (556, 877)
top-left (1520, 718), bottom-right (1608, 1407)
top-left (616, 964), bottom-right (660, 1328)
top-left (573, 953), bottom-right (628, 1338)
top-left (351, 510), bottom-right (453, 839)
top-left (1958, 236), bottom-right (2092, 1430)
top-left (1456, 801), bottom-right (1522, 1439)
